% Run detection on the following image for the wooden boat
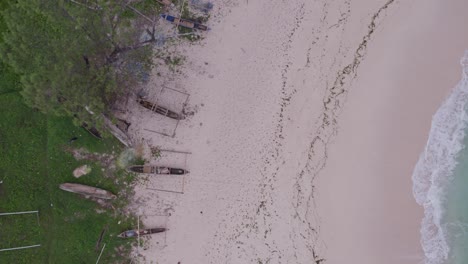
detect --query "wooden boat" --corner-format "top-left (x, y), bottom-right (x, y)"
top-left (115, 118), bottom-right (131, 133)
top-left (102, 115), bottom-right (131, 147)
top-left (118, 228), bottom-right (166, 238)
top-left (127, 165), bottom-right (188, 175)
top-left (160, 14), bottom-right (209, 31)
top-left (59, 183), bottom-right (116, 200)
top-left (137, 97), bottom-right (184, 120)
top-left (81, 123), bottom-right (103, 139)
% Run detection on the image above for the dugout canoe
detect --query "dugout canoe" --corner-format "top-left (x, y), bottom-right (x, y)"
top-left (59, 183), bottom-right (116, 200)
top-left (118, 228), bottom-right (166, 238)
top-left (81, 123), bottom-right (103, 139)
top-left (160, 14), bottom-right (209, 31)
top-left (127, 165), bottom-right (188, 175)
top-left (137, 97), bottom-right (184, 120)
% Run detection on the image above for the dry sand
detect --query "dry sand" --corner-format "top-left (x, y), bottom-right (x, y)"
top-left (125, 0), bottom-right (468, 263)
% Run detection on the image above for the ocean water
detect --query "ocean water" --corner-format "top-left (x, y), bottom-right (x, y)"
top-left (412, 51), bottom-right (468, 264)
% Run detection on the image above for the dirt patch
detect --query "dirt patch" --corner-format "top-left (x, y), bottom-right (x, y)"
top-left (64, 147), bottom-right (116, 169)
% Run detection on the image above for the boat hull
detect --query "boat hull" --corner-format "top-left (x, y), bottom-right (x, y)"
top-left (161, 14), bottom-right (209, 31)
top-left (118, 228), bottom-right (166, 238)
top-left (81, 123), bottom-right (103, 139)
top-left (59, 183), bottom-right (116, 199)
top-left (127, 165), bottom-right (188, 175)
top-left (137, 97), bottom-right (184, 120)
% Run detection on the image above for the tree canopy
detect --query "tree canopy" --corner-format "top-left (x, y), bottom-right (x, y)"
top-left (0, 0), bottom-right (158, 126)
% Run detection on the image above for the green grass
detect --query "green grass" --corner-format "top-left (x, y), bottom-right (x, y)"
top-left (122, 0), bottom-right (162, 20)
top-left (0, 63), bottom-right (20, 94)
top-left (0, 2), bottom-right (145, 262)
top-left (0, 93), bottom-right (137, 263)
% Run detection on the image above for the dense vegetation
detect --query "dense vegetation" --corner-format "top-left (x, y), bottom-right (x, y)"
top-left (0, 0), bottom-right (158, 127)
top-left (0, 0), bottom-right (210, 262)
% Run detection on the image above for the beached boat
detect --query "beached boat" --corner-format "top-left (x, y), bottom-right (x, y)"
top-left (160, 14), bottom-right (209, 31)
top-left (59, 183), bottom-right (116, 200)
top-left (137, 97), bottom-right (184, 120)
top-left (102, 115), bottom-right (132, 147)
top-left (118, 228), bottom-right (166, 238)
top-left (127, 165), bottom-right (188, 175)
top-left (81, 123), bottom-right (103, 139)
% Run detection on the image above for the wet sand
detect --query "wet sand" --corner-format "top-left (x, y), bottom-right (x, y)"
top-left (315, 1), bottom-right (468, 263)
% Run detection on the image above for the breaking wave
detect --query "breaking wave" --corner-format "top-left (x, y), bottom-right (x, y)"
top-left (412, 51), bottom-right (468, 264)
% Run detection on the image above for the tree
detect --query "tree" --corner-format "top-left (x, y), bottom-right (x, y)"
top-left (0, 0), bottom-right (159, 127)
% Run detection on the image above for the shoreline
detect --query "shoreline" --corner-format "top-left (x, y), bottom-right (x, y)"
top-left (315, 1), bottom-right (468, 263)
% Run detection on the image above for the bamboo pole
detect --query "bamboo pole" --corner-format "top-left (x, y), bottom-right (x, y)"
top-left (126, 5), bottom-right (155, 24)
top-left (137, 215), bottom-right (140, 253)
top-left (146, 187), bottom-right (184, 194)
top-left (95, 243), bottom-right (106, 264)
top-left (0, 210), bottom-right (38, 216)
top-left (158, 149), bottom-right (192, 155)
top-left (143, 128), bottom-right (172, 137)
top-left (174, 0), bottom-right (187, 33)
top-left (0, 244), bottom-right (41, 252)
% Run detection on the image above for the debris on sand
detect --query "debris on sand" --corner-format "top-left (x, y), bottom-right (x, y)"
top-left (73, 165), bottom-right (92, 178)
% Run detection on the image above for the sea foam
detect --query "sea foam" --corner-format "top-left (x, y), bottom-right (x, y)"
top-left (412, 51), bottom-right (468, 264)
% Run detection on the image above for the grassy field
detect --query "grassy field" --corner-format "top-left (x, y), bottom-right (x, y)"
top-left (0, 68), bottom-right (138, 263)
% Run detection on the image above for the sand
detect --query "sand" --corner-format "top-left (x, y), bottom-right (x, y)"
top-left (126, 0), bottom-right (468, 263)
top-left (315, 1), bottom-right (468, 263)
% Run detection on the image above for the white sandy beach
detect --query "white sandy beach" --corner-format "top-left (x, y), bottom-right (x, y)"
top-left (127, 0), bottom-right (468, 263)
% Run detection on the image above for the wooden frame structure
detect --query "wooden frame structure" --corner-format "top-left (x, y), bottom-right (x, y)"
top-left (0, 210), bottom-right (41, 252)
top-left (146, 149), bottom-right (191, 194)
top-left (129, 213), bottom-right (168, 263)
top-left (143, 86), bottom-right (190, 138)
